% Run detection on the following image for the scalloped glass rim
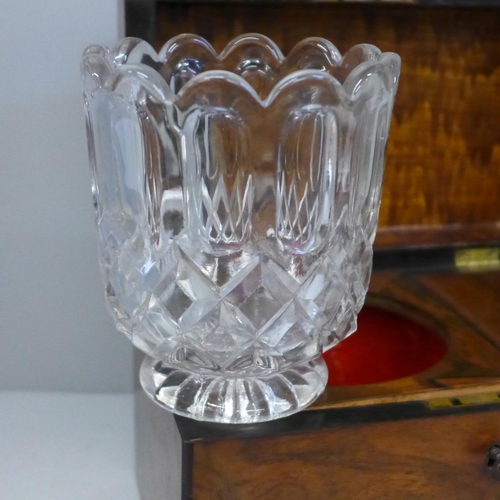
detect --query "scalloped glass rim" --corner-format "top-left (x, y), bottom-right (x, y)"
top-left (81, 33), bottom-right (401, 107)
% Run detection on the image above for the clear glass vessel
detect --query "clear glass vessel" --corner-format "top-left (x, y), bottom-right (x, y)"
top-left (82, 34), bottom-right (400, 424)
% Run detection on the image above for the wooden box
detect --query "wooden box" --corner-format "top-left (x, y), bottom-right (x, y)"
top-left (130, 1), bottom-right (500, 498)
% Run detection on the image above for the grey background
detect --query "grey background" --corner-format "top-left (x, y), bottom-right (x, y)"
top-left (0, 0), bottom-right (133, 393)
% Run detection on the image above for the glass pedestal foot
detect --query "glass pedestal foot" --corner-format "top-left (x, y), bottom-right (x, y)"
top-left (140, 355), bottom-right (328, 424)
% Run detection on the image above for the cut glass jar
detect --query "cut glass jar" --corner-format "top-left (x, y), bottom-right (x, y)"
top-left (82, 34), bottom-right (400, 423)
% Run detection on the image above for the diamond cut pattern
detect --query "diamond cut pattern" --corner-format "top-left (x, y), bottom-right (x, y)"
top-left (239, 285), bottom-right (281, 329)
top-left (195, 111), bottom-right (252, 249)
top-left (277, 108), bottom-right (335, 253)
top-left (145, 248), bottom-right (221, 338)
top-left (133, 239), bottom-right (360, 372)
top-left (159, 283), bottom-right (193, 322)
top-left (109, 229), bottom-right (365, 371)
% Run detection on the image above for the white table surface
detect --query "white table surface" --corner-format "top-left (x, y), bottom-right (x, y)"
top-left (0, 391), bottom-right (141, 500)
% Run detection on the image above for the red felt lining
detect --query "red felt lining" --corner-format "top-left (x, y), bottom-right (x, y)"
top-left (323, 306), bottom-right (447, 386)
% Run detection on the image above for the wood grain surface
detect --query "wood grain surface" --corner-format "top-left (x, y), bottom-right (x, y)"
top-left (192, 411), bottom-right (500, 500)
top-left (156, 3), bottom-right (500, 247)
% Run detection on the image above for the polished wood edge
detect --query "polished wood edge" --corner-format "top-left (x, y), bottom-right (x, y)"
top-left (373, 245), bottom-right (500, 273)
top-left (174, 396), bottom-right (500, 444)
top-left (181, 442), bottom-right (194, 500)
top-left (373, 246), bottom-right (457, 272)
top-left (311, 383), bottom-right (500, 410)
top-left (375, 224), bottom-right (500, 249)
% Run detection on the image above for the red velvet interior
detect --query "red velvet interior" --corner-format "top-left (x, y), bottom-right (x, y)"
top-left (323, 306), bottom-right (447, 386)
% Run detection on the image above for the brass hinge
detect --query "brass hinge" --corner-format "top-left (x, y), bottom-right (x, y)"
top-left (454, 247), bottom-right (500, 272)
